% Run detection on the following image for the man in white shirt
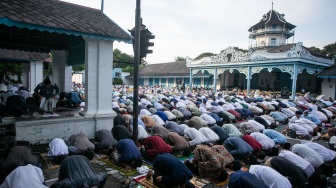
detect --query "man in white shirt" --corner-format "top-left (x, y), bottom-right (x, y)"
top-left (279, 149), bottom-right (315, 177)
top-left (292, 144), bottom-right (324, 169)
top-left (198, 127), bottom-right (219, 143)
top-left (222, 124), bottom-right (242, 137)
top-left (47, 138), bottom-right (69, 157)
top-left (248, 120), bottom-right (265, 132)
top-left (200, 113), bottom-right (216, 125)
top-left (249, 165), bottom-right (292, 188)
top-left (183, 127), bottom-right (208, 146)
top-left (250, 132), bottom-right (275, 150)
top-left (302, 142), bottom-right (336, 163)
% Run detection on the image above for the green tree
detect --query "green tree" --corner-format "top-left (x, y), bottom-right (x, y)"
top-left (175, 56), bottom-right (186, 61)
top-left (193, 52), bottom-right (216, 60)
top-left (0, 63), bottom-right (23, 81)
top-left (113, 48), bottom-right (148, 72)
top-left (308, 43), bottom-right (336, 61)
top-left (72, 64), bottom-right (85, 73)
top-left (113, 78), bottom-right (123, 85)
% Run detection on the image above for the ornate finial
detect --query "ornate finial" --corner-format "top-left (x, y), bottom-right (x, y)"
top-left (272, 1), bottom-right (274, 10)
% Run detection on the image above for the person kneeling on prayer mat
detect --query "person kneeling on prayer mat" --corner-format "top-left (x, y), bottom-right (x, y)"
top-left (185, 144), bottom-right (233, 182)
top-left (1, 164), bottom-right (48, 188)
top-left (94, 129), bottom-right (117, 154)
top-left (47, 138), bottom-right (69, 164)
top-left (68, 133), bottom-right (95, 160)
top-left (228, 161), bottom-right (268, 188)
top-left (50, 155), bottom-right (107, 188)
top-left (0, 145), bottom-right (39, 179)
top-left (165, 132), bottom-right (191, 157)
top-left (141, 136), bottom-right (173, 161)
top-left (224, 137), bottom-right (258, 165)
top-left (109, 139), bottom-right (142, 170)
top-left (146, 153), bottom-right (194, 188)
top-left (265, 156), bottom-right (308, 187)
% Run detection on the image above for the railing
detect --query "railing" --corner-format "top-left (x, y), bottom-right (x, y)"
top-left (249, 42), bottom-right (287, 48)
top-left (249, 28), bottom-right (294, 35)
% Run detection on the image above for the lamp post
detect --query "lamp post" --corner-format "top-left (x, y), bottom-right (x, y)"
top-left (132, 0), bottom-right (141, 145)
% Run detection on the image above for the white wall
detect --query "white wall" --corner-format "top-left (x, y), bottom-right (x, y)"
top-left (121, 72), bottom-right (132, 85)
top-left (321, 78), bottom-right (336, 99)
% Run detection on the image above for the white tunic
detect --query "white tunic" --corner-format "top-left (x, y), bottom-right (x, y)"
top-left (1, 164), bottom-right (48, 188)
top-left (250, 132), bottom-right (275, 149)
top-left (183, 128), bottom-right (208, 146)
top-left (249, 165), bottom-right (291, 188)
top-left (47, 138), bottom-right (69, 157)
top-left (292, 144), bottom-right (324, 168)
top-left (138, 125), bottom-right (149, 140)
top-left (288, 123), bottom-right (309, 136)
top-left (248, 120), bottom-right (265, 131)
top-left (303, 142), bottom-right (336, 162)
top-left (199, 127), bottom-right (219, 143)
top-left (152, 115), bottom-right (165, 126)
top-left (222, 124), bottom-right (242, 137)
top-left (200, 114), bottom-right (216, 125)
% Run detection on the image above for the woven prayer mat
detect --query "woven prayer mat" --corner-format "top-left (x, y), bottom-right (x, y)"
top-left (190, 176), bottom-right (209, 188)
top-left (97, 157), bottom-right (139, 176)
top-left (177, 154), bottom-right (194, 162)
top-left (134, 174), bottom-right (158, 188)
top-left (40, 153), bottom-right (60, 170)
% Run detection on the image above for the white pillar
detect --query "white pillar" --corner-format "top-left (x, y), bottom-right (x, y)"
top-left (214, 68), bottom-right (217, 92)
top-left (51, 50), bottom-right (72, 92)
top-left (29, 61), bottom-right (43, 93)
top-left (291, 64), bottom-right (297, 100)
top-left (247, 66), bottom-right (251, 95)
top-left (81, 38), bottom-right (116, 119)
top-left (22, 63), bottom-right (30, 89)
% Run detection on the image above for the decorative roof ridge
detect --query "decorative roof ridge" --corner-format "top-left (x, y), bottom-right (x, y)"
top-left (273, 10), bottom-right (286, 24)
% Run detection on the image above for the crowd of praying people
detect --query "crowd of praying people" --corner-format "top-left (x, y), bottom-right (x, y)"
top-left (2, 84), bottom-right (336, 187)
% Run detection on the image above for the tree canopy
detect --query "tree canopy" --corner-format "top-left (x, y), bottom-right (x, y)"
top-left (113, 48), bottom-right (148, 72)
top-left (308, 42), bottom-right (336, 60)
top-left (193, 52), bottom-right (217, 60)
top-left (175, 56), bottom-right (186, 61)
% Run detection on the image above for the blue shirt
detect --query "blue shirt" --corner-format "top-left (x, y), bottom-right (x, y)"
top-left (224, 137), bottom-right (253, 159)
top-left (208, 113), bottom-right (222, 123)
top-left (301, 114), bottom-right (321, 125)
top-left (210, 125), bottom-right (229, 144)
top-left (270, 112), bottom-right (285, 122)
top-left (155, 111), bottom-right (169, 122)
top-left (263, 129), bottom-right (286, 145)
top-left (116, 139), bottom-right (141, 163)
top-left (229, 170), bottom-right (268, 188)
top-left (153, 154), bottom-right (193, 186)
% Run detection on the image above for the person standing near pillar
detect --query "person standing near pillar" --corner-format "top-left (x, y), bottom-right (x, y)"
top-left (34, 77), bottom-right (59, 114)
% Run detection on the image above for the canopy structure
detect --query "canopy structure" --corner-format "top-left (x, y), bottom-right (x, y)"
top-left (187, 43), bottom-right (333, 99)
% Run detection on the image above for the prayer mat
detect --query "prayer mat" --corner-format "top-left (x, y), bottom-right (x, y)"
top-left (39, 153), bottom-right (60, 170)
top-left (177, 154), bottom-right (194, 162)
top-left (44, 178), bottom-right (58, 187)
top-left (97, 157), bottom-right (138, 176)
top-left (134, 174), bottom-right (158, 188)
top-left (190, 176), bottom-right (209, 188)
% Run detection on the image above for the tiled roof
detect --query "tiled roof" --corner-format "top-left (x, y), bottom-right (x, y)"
top-left (316, 65), bottom-right (336, 78)
top-left (0, 0), bottom-right (132, 42)
top-left (0, 49), bottom-right (49, 62)
top-left (139, 61), bottom-right (190, 77)
top-left (248, 10), bottom-right (296, 32)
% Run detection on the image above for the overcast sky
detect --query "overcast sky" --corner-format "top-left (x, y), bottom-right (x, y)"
top-left (62, 0), bottom-right (336, 64)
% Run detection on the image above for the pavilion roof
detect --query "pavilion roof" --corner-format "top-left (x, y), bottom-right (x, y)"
top-left (0, 0), bottom-right (132, 43)
top-left (248, 9), bottom-right (296, 32)
top-left (317, 65), bottom-right (336, 78)
top-left (139, 61), bottom-right (190, 77)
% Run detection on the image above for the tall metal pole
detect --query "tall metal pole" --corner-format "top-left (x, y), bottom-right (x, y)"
top-left (101, 0), bottom-right (104, 12)
top-left (132, 0), bottom-right (141, 145)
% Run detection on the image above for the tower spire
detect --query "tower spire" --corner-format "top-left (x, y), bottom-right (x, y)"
top-left (272, 1), bottom-right (274, 10)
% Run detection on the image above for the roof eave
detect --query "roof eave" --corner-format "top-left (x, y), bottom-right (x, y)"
top-left (0, 17), bottom-right (132, 44)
